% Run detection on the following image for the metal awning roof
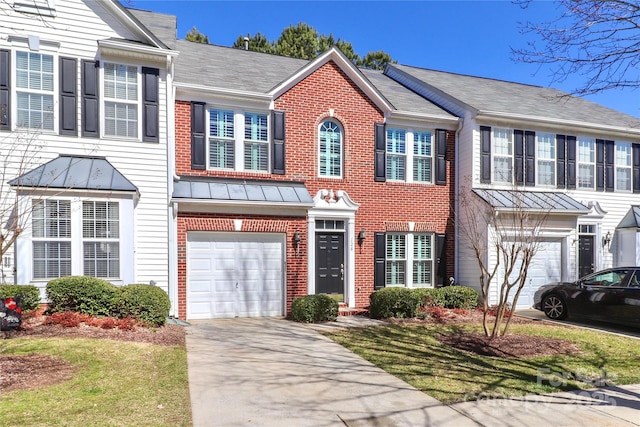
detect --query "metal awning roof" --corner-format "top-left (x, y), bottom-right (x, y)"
top-left (472, 189), bottom-right (589, 214)
top-left (617, 206), bottom-right (640, 229)
top-left (172, 177), bottom-right (314, 206)
top-left (9, 155), bottom-right (138, 192)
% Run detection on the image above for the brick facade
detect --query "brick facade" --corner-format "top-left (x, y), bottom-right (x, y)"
top-left (174, 60), bottom-right (455, 318)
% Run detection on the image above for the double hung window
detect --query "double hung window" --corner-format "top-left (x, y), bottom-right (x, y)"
top-left (537, 133), bottom-right (556, 186)
top-left (16, 51), bottom-right (54, 131)
top-left (82, 201), bottom-right (119, 278)
top-left (209, 109), bottom-right (235, 169)
top-left (32, 200), bottom-right (71, 279)
top-left (386, 233), bottom-right (434, 288)
top-left (616, 142), bottom-right (632, 191)
top-left (492, 128), bottom-right (513, 183)
top-left (103, 63), bottom-right (139, 138)
top-left (244, 113), bottom-right (268, 171)
top-left (413, 131), bottom-right (433, 183)
top-left (318, 120), bottom-right (342, 177)
top-left (577, 137), bottom-right (595, 189)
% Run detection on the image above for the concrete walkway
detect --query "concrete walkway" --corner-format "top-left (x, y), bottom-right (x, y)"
top-left (186, 317), bottom-right (640, 426)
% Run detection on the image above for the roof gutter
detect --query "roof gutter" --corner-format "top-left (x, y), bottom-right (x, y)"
top-left (175, 83), bottom-right (273, 105)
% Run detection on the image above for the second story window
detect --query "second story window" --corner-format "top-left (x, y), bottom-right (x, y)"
top-left (386, 129), bottom-right (406, 181)
top-left (209, 109), bottom-right (235, 169)
top-left (616, 142), bottom-right (632, 191)
top-left (16, 51), bottom-right (54, 131)
top-left (244, 113), bottom-right (268, 171)
top-left (577, 137), bottom-right (595, 189)
top-left (537, 133), bottom-right (556, 186)
top-left (318, 120), bottom-right (342, 178)
top-left (413, 131), bottom-right (433, 183)
top-left (492, 128), bottom-right (513, 183)
top-left (103, 63), bottom-right (138, 138)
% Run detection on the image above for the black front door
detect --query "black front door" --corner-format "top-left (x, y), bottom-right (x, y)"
top-left (578, 235), bottom-right (594, 278)
top-left (316, 233), bottom-right (344, 295)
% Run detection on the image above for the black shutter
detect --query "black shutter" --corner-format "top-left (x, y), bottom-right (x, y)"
top-left (59, 57), bottom-right (77, 136)
top-left (142, 67), bottom-right (159, 143)
top-left (435, 234), bottom-right (447, 288)
top-left (605, 140), bottom-right (614, 192)
top-left (596, 139), bottom-right (605, 191)
top-left (556, 134), bottom-right (566, 188)
top-left (480, 126), bottom-right (491, 183)
top-left (374, 232), bottom-right (386, 290)
top-left (374, 122), bottom-right (386, 182)
top-left (633, 143), bottom-right (640, 194)
top-left (514, 129), bottom-right (524, 185)
top-left (0, 49), bottom-right (10, 130)
top-left (435, 129), bottom-right (447, 185)
top-left (271, 110), bottom-right (285, 175)
top-left (191, 102), bottom-right (206, 170)
top-left (525, 131), bottom-right (535, 186)
top-left (81, 60), bottom-right (99, 137)
top-left (566, 135), bottom-right (577, 189)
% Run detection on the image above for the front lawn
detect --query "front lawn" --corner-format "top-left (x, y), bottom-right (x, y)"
top-left (0, 336), bottom-right (191, 427)
top-left (325, 321), bottom-right (640, 404)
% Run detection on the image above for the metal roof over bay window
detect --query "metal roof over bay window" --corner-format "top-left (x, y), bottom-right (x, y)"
top-left (472, 188), bottom-right (589, 215)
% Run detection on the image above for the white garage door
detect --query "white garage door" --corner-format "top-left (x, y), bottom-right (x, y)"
top-left (187, 233), bottom-right (284, 319)
top-left (498, 239), bottom-right (562, 309)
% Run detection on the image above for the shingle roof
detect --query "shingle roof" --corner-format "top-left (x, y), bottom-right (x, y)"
top-left (618, 206), bottom-right (640, 229)
top-left (473, 189), bottom-right (589, 214)
top-left (126, 8), bottom-right (177, 49)
top-left (390, 64), bottom-right (640, 130)
top-left (9, 156), bottom-right (138, 192)
top-left (361, 69), bottom-right (456, 118)
top-left (173, 177), bottom-right (314, 205)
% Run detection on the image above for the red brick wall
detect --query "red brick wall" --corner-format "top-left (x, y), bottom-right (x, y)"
top-left (174, 60), bottom-right (456, 316)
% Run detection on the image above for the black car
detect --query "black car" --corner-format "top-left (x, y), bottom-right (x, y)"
top-left (533, 267), bottom-right (640, 325)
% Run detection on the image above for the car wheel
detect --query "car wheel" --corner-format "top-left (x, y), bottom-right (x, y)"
top-left (542, 295), bottom-right (568, 320)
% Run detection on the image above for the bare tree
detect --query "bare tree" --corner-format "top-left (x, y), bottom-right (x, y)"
top-left (458, 180), bottom-right (551, 338)
top-left (513, 0), bottom-right (640, 97)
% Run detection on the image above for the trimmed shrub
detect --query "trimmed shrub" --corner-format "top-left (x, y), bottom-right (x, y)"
top-left (111, 284), bottom-right (170, 327)
top-left (413, 287), bottom-right (439, 308)
top-left (0, 284), bottom-right (40, 311)
top-left (436, 286), bottom-right (479, 310)
top-left (369, 287), bottom-right (421, 319)
top-left (46, 276), bottom-right (117, 316)
top-left (291, 294), bottom-right (339, 323)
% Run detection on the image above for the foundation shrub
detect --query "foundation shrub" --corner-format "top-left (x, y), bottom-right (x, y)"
top-left (0, 284), bottom-right (40, 311)
top-left (369, 287), bottom-right (421, 319)
top-left (436, 286), bottom-right (479, 310)
top-left (46, 276), bottom-right (117, 316)
top-left (291, 294), bottom-right (339, 323)
top-left (111, 284), bottom-right (170, 327)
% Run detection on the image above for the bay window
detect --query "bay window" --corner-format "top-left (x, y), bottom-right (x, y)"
top-left (32, 200), bottom-right (71, 279)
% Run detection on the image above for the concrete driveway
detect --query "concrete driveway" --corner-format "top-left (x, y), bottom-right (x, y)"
top-left (186, 318), bottom-right (475, 427)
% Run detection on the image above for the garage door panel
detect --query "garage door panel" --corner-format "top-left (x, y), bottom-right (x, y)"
top-left (187, 233), bottom-right (284, 320)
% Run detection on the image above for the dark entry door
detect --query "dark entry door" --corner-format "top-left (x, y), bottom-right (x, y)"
top-left (316, 233), bottom-right (344, 295)
top-left (578, 235), bottom-right (594, 278)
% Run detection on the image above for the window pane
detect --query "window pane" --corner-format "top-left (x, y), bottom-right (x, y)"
top-left (493, 157), bottom-right (513, 182)
top-left (244, 113), bottom-right (268, 141)
top-left (104, 63), bottom-right (138, 101)
top-left (210, 109), bottom-right (234, 138)
top-left (244, 142), bottom-right (268, 171)
top-left (83, 202), bottom-right (119, 238)
top-left (578, 164), bottom-right (595, 188)
top-left (83, 242), bottom-right (119, 278)
top-left (33, 241), bottom-right (71, 279)
top-left (210, 139), bottom-right (234, 168)
top-left (104, 102), bottom-right (137, 137)
top-left (16, 93), bottom-right (54, 130)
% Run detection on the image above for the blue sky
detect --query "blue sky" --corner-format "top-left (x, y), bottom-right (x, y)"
top-left (128, 0), bottom-right (639, 118)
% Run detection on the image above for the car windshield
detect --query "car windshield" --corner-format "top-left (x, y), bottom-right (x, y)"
top-left (582, 270), bottom-right (630, 287)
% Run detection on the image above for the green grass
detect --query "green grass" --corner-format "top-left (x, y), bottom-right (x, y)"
top-left (0, 337), bottom-right (191, 427)
top-left (325, 322), bottom-right (640, 404)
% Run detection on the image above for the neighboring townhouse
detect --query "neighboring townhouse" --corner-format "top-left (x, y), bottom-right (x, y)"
top-left (385, 64), bottom-right (640, 309)
top-left (0, 1), bottom-right (175, 299)
top-left (168, 41), bottom-right (459, 319)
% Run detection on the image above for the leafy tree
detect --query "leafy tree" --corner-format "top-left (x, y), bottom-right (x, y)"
top-left (275, 22), bottom-right (319, 60)
top-left (318, 34), bottom-right (359, 64)
top-left (185, 26), bottom-right (209, 44)
top-left (358, 50), bottom-right (396, 70)
top-left (232, 32), bottom-right (275, 54)
top-left (513, 0), bottom-right (640, 96)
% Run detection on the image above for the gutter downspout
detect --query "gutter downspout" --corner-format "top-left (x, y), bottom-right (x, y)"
top-left (166, 55), bottom-right (179, 318)
top-left (454, 117), bottom-right (463, 284)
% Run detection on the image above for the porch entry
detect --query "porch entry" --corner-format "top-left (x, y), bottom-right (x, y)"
top-left (315, 220), bottom-right (345, 300)
top-left (578, 224), bottom-right (595, 278)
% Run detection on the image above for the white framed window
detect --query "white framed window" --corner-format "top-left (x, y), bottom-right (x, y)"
top-left (577, 137), bottom-right (595, 189)
top-left (209, 109), bottom-right (235, 169)
top-left (103, 63), bottom-right (139, 138)
top-left (386, 129), bottom-right (406, 181)
top-left (492, 128), bottom-right (513, 183)
top-left (413, 131), bottom-right (433, 183)
top-left (318, 120), bottom-right (342, 178)
top-left (537, 133), bottom-right (556, 186)
top-left (82, 201), bottom-right (119, 278)
top-left (32, 199), bottom-right (71, 279)
top-left (616, 142), bottom-right (632, 191)
top-left (244, 112), bottom-right (269, 172)
top-left (386, 233), bottom-right (434, 288)
top-left (16, 51), bottom-right (54, 131)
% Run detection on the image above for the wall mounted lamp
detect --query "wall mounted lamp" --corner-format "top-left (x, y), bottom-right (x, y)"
top-left (602, 231), bottom-right (612, 248)
top-left (293, 230), bottom-right (302, 255)
top-left (358, 228), bottom-right (367, 245)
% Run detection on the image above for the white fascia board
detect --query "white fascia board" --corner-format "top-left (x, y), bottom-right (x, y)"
top-left (389, 110), bottom-right (460, 130)
top-left (98, 39), bottom-right (176, 63)
top-left (476, 111), bottom-right (640, 140)
top-left (175, 83), bottom-right (272, 108)
top-left (103, 0), bottom-right (166, 49)
top-left (495, 207), bottom-right (588, 216)
top-left (14, 187), bottom-right (139, 199)
top-left (269, 47), bottom-right (394, 113)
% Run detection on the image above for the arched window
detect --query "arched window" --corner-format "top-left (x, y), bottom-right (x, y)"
top-left (319, 120), bottom-right (343, 178)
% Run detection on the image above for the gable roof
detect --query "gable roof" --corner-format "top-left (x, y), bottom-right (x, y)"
top-left (101, 1), bottom-right (170, 49)
top-left (386, 64), bottom-right (640, 135)
top-left (126, 8), bottom-right (178, 49)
